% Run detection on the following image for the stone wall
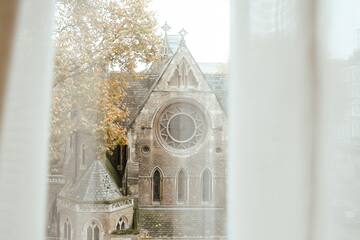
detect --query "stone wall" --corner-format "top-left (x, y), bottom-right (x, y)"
top-left (130, 91), bottom-right (226, 206)
top-left (46, 176), bottom-right (65, 238)
top-left (128, 87), bottom-right (227, 238)
top-left (58, 204), bottom-right (134, 240)
top-left (138, 208), bottom-right (226, 239)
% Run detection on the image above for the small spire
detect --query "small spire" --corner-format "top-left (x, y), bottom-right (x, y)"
top-left (160, 22), bottom-right (172, 58)
top-left (179, 28), bottom-right (188, 45)
top-left (161, 22), bottom-right (171, 36)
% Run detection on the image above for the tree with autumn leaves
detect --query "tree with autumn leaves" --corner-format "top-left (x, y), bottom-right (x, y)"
top-left (49, 0), bottom-right (160, 165)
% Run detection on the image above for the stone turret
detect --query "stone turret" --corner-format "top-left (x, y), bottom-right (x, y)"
top-left (57, 160), bottom-right (135, 240)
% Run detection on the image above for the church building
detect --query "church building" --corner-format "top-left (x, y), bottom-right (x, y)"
top-left (47, 24), bottom-right (227, 240)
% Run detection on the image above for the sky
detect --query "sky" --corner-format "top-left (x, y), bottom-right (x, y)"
top-left (149, 0), bottom-right (360, 62)
top-left (328, 0), bottom-right (360, 59)
top-left (150, 0), bottom-right (230, 63)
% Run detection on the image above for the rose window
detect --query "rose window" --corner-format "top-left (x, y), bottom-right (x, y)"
top-left (157, 102), bottom-right (207, 151)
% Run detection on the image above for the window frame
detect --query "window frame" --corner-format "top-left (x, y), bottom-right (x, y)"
top-left (176, 168), bottom-right (188, 203)
top-left (201, 168), bottom-right (213, 203)
top-left (84, 220), bottom-right (102, 240)
top-left (152, 167), bottom-right (163, 204)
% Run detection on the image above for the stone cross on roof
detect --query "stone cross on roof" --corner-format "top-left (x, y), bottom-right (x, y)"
top-left (162, 22), bottom-right (171, 36)
top-left (160, 22), bottom-right (172, 58)
top-left (179, 28), bottom-right (187, 45)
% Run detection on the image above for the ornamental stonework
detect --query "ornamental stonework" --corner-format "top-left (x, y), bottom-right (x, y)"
top-left (156, 101), bottom-right (208, 153)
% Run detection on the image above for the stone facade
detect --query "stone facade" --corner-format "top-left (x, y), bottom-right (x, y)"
top-left (57, 160), bottom-right (135, 240)
top-left (126, 36), bottom-right (227, 239)
top-left (47, 32), bottom-right (227, 240)
top-left (58, 201), bottom-right (134, 240)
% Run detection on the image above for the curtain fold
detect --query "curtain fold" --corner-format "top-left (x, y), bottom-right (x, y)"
top-left (229, 1), bottom-right (360, 240)
top-left (228, 0), bottom-right (316, 239)
top-left (0, 1), bottom-right (54, 240)
top-left (0, 0), bottom-right (18, 125)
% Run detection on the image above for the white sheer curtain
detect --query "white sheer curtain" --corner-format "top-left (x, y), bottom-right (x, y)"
top-left (0, 1), bottom-right (54, 240)
top-left (228, 1), bottom-right (314, 239)
top-left (228, 0), bottom-right (360, 240)
top-left (313, 1), bottom-right (360, 240)
top-left (1, 0), bottom-right (360, 240)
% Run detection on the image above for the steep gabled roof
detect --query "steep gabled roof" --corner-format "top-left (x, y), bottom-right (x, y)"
top-left (112, 35), bottom-right (181, 127)
top-left (204, 73), bottom-right (227, 112)
top-left (59, 160), bottom-right (122, 203)
top-left (121, 74), bottom-right (158, 126)
top-left (120, 34), bottom-right (228, 127)
top-left (126, 52), bottom-right (176, 127)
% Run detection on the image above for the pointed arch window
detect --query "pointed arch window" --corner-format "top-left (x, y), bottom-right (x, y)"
top-left (177, 169), bottom-right (187, 202)
top-left (64, 218), bottom-right (71, 240)
top-left (153, 169), bottom-right (162, 202)
top-left (81, 144), bottom-right (86, 167)
top-left (87, 225), bottom-right (92, 240)
top-left (64, 222), bottom-right (67, 240)
top-left (116, 216), bottom-right (128, 231)
top-left (86, 221), bottom-right (100, 240)
top-left (94, 226), bottom-right (99, 240)
top-left (202, 169), bottom-right (212, 202)
top-left (167, 59), bottom-right (199, 88)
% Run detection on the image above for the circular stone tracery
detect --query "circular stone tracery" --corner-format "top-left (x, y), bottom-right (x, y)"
top-left (168, 113), bottom-right (196, 142)
top-left (157, 102), bottom-right (207, 151)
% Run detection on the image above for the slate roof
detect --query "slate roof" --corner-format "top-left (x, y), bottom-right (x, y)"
top-left (59, 160), bottom-right (123, 203)
top-left (199, 62), bottom-right (228, 74)
top-left (122, 74), bottom-right (159, 125)
top-left (205, 73), bottom-right (228, 111)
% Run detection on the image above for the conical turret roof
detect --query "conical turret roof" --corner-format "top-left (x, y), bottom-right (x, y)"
top-left (59, 160), bottom-right (122, 203)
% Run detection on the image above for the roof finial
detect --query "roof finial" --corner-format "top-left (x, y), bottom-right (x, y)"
top-left (162, 22), bottom-right (171, 36)
top-left (160, 22), bottom-right (172, 58)
top-left (179, 28), bottom-right (188, 45)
